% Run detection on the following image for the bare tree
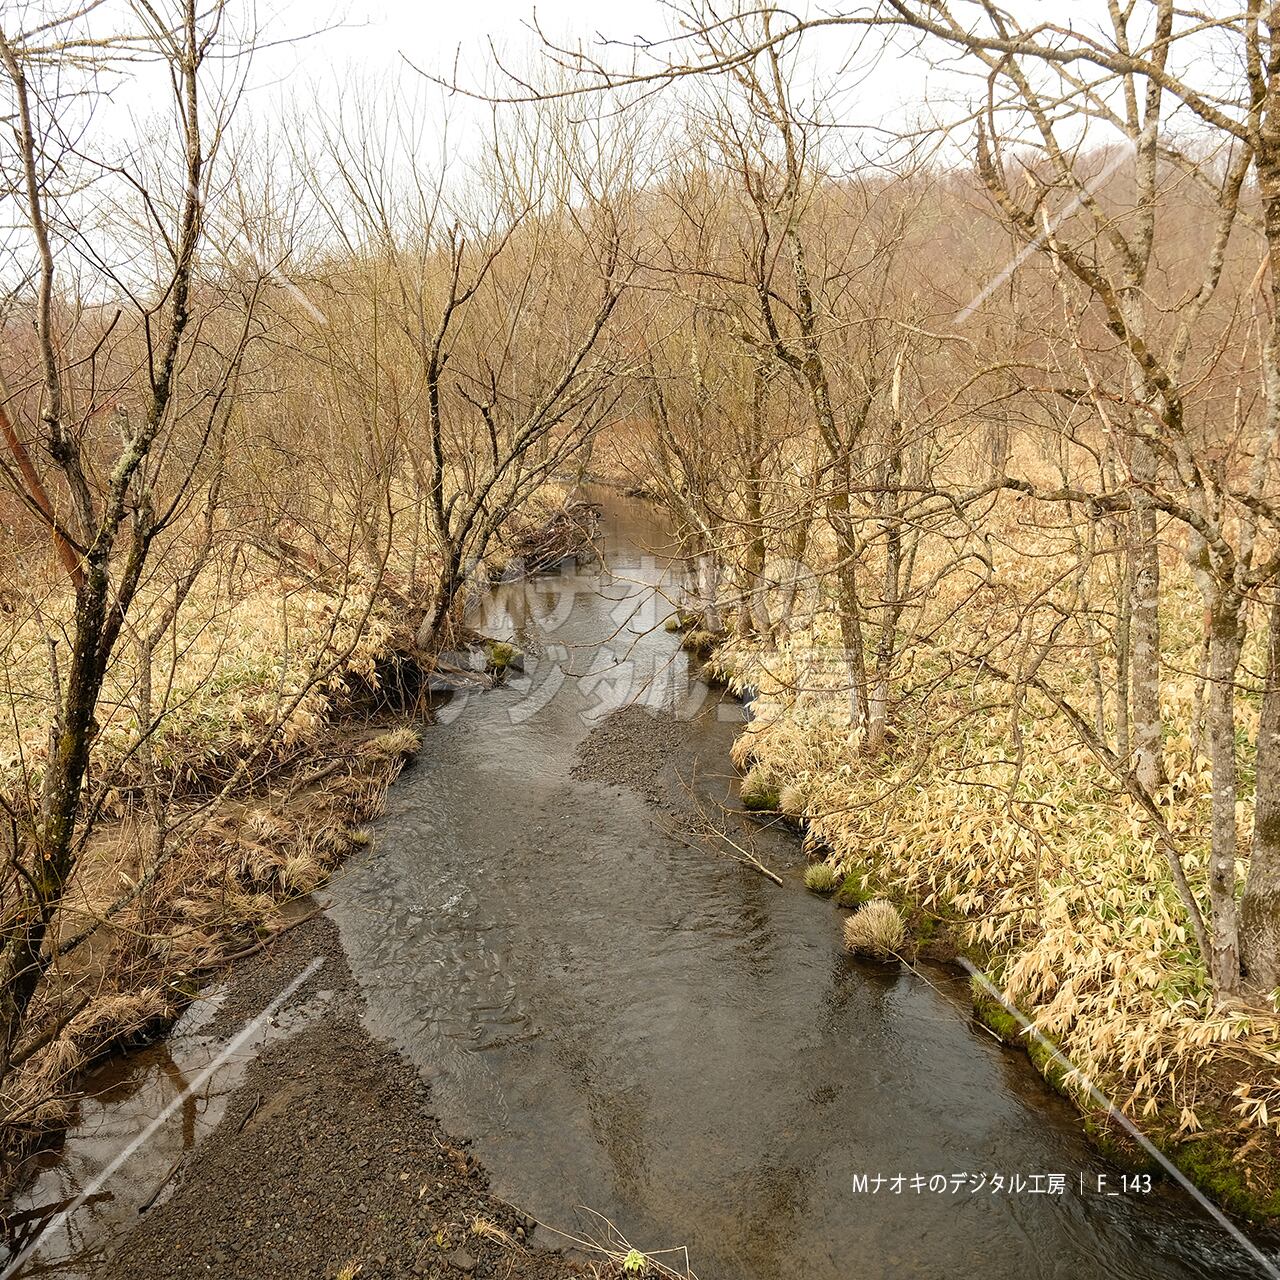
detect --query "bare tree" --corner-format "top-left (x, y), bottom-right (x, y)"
top-left (305, 89), bottom-right (638, 647)
top-left (0, 0), bottom-right (266, 1093)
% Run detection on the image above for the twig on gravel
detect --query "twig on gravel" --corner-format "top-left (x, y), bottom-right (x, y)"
top-left (138, 1154), bottom-right (188, 1213)
top-left (234, 1092), bottom-right (263, 1135)
top-left (217, 909), bottom-right (321, 966)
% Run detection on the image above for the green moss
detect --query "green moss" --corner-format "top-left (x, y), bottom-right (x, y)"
top-left (739, 768), bottom-right (780, 812)
top-left (803, 863), bottom-right (838, 894)
top-left (1082, 1117), bottom-right (1160, 1174)
top-left (971, 987), bottom-right (1022, 1045)
top-left (834, 871), bottom-right (872, 909)
top-left (484, 641), bottom-right (521, 673)
top-left (1172, 1137), bottom-right (1280, 1221)
top-left (970, 987), bottom-right (1072, 1095)
top-left (1027, 1035), bottom-right (1071, 1095)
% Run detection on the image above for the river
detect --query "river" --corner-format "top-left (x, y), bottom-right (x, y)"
top-left (330, 490), bottom-right (1275, 1280)
top-left (4, 489), bottom-right (1276, 1279)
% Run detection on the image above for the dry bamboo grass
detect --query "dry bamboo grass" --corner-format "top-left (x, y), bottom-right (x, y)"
top-left (712, 515), bottom-right (1280, 1148)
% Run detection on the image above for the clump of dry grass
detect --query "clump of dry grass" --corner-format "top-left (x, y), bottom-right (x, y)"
top-left (778, 780), bottom-right (808, 818)
top-left (470, 1216), bottom-right (518, 1248)
top-left (680, 628), bottom-right (717, 658)
top-left (279, 843), bottom-right (326, 894)
top-left (363, 726), bottom-right (422, 759)
top-left (843, 900), bottom-right (905, 960)
top-left (803, 862), bottom-right (837, 894)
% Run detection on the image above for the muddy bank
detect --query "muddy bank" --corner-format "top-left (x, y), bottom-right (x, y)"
top-left (0, 716), bottom-right (423, 1203)
top-left (95, 912), bottom-right (589, 1280)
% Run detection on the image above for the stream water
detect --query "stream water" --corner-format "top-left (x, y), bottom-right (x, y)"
top-left (329, 491), bottom-right (1277, 1280)
top-left (4, 490), bottom-right (1277, 1279)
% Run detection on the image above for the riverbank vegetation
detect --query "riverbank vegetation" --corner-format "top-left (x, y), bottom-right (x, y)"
top-left (0, 2), bottom-right (618, 1174)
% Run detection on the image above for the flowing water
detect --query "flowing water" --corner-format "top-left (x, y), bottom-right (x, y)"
top-left (4, 490), bottom-right (1277, 1279)
top-left (328, 491), bottom-right (1277, 1280)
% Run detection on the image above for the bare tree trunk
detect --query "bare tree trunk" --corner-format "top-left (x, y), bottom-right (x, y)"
top-left (867, 409), bottom-right (903, 754)
top-left (835, 552), bottom-right (869, 737)
top-left (1242, 592), bottom-right (1280, 991)
top-left (1115, 565), bottom-right (1132, 763)
top-left (695, 546), bottom-right (722, 633)
top-left (1129, 494), bottom-right (1164, 791)
top-left (1205, 591), bottom-right (1244, 997)
top-left (740, 453), bottom-right (769, 638)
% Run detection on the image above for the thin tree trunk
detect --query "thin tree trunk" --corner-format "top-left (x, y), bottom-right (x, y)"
top-left (1205, 592), bottom-right (1244, 997)
top-left (867, 418), bottom-right (903, 754)
top-left (835, 552), bottom-right (869, 738)
top-left (1129, 498), bottom-right (1164, 791)
top-left (695, 546), bottom-right (722, 633)
top-left (1242, 592), bottom-right (1280, 992)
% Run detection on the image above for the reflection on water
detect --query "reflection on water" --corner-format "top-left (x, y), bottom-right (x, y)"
top-left (332, 489), bottom-right (1278, 1280)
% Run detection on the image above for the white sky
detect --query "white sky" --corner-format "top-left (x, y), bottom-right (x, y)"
top-left (3, 0), bottom-right (1211, 294)
top-left (217, 0), bottom-right (1180, 178)
top-left (241, 0), bottom-right (1126, 112)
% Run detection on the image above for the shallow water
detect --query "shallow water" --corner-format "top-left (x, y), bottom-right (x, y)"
top-left (1, 975), bottom-right (335, 1277)
top-left (331, 490), bottom-right (1277, 1280)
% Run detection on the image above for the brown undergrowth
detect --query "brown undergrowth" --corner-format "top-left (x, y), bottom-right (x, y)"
top-left (0, 693), bottom-right (425, 1192)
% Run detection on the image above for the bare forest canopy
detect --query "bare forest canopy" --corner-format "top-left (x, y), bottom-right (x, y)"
top-left (3, 0), bottom-right (1280, 1207)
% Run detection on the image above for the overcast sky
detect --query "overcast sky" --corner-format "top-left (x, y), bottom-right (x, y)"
top-left (213, 0), bottom-right (1183, 176)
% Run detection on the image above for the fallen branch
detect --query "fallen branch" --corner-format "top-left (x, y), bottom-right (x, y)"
top-left (660, 820), bottom-right (783, 886)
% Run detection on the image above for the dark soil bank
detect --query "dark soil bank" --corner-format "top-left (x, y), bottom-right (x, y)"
top-left (99, 915), bottom-right (589, 1280)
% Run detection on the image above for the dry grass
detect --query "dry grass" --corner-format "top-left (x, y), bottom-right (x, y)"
top-left (711, 501), bottom-right (1280, 1156)
top-left (469, 1216), bottom-right (518, 1249)
top-left (5, 987), bottom-right (170, 1134)
top-left (2, 733), bottom-right (413, 1151)
top-left (777, 781), bottom-right (808, 818)
top-left (0, 524), bottom-right (436, 811)
top-left (363, 726), bottom-right (423, 759)
top-left (803, 862), bottom-right (837, 894)
top-left (843, 900), bottom-right (906, 959)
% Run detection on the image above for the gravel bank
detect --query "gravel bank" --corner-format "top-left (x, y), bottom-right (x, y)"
top-left (98, 914), bottom-right (590, 1280)
top-left (570, 705), bottom-right (697, 808)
